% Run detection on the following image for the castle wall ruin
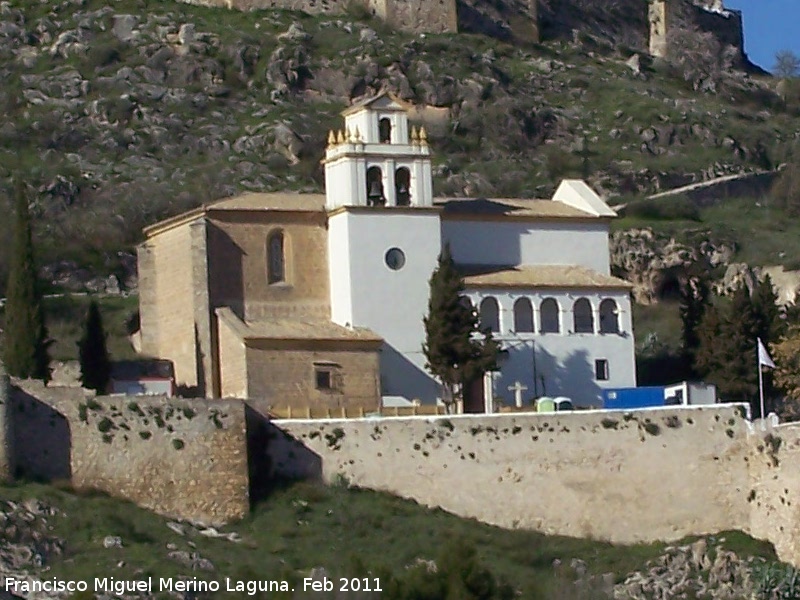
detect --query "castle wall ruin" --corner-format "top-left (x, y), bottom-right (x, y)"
top-left (268, 406), bottom-right (800, 567)
top-left (3, 375), bottom-right (800, 567)
top-left (6, 380), bottom-right (249, 525)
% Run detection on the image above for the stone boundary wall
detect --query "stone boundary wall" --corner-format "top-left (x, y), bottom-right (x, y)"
top-left (747, 422), bottom-right (800, 567)
top-left (171, 0), bottom-right (457, 34)
top-left (268, 405), bottom-right (754, 544)
top-left (9, 380), bottom-right (249, 525)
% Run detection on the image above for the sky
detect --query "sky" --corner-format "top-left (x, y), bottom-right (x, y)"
top-left (725, 0), bottom-right (800, 72)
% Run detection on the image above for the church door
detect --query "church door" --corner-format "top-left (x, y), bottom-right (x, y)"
top-left (463, 378), bottom-right (485, 414)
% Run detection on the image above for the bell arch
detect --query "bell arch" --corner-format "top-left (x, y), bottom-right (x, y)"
top-left (366, 166), bottom-right (385, 206)
top-left (395, 167), bottom-right (411, 206)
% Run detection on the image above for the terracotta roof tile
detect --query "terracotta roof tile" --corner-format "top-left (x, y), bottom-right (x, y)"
top-left (216, 307), bottom-right (382, 343)
top-left (460, 264), bottom-right (632, 290)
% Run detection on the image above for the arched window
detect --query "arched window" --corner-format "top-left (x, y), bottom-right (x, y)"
top-left (540, 298), bottom-right (560, 333)
top-left (267, 230), bottom-right (285, 284)
top-left (479, 297), bottom-right (500, 333)
top-left (573, 298), bottom-right (594, 333)
top-left (366, 166), bottom-right (385, 206)
top-left (379, 117), bottom-right (392, 143)
top-left (599, 299), bottom-right (620, 334)
top-left (513, 298), bottom-right (534, 333)
top-left (395, 167), bottom-right (411, 206)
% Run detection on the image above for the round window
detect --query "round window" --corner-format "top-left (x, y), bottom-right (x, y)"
top-left (385, 248), bottom-right (406, 271)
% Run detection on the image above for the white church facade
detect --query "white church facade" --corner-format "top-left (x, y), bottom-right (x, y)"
top-left (137, 93), bottom-right (636, 412)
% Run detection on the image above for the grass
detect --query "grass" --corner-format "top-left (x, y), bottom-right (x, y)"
top-left (633, 301), bottom-right (683, 355)
top-left (0, 479), bottom-right (783, 598)
top-left (44, 295), bottom-right (139, 362)
top-left (615, 196), bottom-right (800, 271)
top-left (0, 294), bottom-right (140, 363)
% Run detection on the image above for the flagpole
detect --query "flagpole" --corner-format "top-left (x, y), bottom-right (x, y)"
top-left (758, 358), bottom-right (765, 420)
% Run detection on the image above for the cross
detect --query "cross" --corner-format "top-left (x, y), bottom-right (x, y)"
top-left (507, 381), bottom-right (528, 408)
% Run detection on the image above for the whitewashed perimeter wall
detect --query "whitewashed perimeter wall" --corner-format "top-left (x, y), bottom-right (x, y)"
top-left (269, 406), bottom-right (752, 544)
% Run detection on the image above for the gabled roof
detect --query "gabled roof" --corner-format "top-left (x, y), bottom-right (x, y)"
top-left (142, 193), bottom-right (326, 237)
top-left (208, 192), bottom-right (325, 212)
top-left (459, 264), bottom-right (632, 290)
top-left (341, 91), bottom-right (412, 116)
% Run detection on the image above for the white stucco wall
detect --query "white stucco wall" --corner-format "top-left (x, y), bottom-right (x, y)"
top-left (442, 220), bottom-right (611, 274)
top-left (466, 288), bottom-right (636, 406)
top-left (328, 210), bottom-right (442, 401)
top-left (328, 216), bottom-right (354, 327)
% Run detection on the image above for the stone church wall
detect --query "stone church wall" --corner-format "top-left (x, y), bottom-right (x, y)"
top-left (244, 342), bottom-right (381, 410)
top-left (207, 213), bottom-right (330, 324)
top-left (8, 380), bottom-right (249, 525)
top-left (138, 221), bottom-right (203, 393)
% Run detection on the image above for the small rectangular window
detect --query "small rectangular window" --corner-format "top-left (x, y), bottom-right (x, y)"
top-left (315, 369), bottom-right (332, 390)
top-left (595, 359), bottom-right (609, 381)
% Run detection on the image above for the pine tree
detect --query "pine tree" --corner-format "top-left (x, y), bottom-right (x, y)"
top-left (77, 300), bottom-right (111, 393)
top-left (423, 245), bottom-right (500, 412)
top-left (694, 281), bottom-right (783, 414)
top-left (3, 181), bottom-right (50, 382)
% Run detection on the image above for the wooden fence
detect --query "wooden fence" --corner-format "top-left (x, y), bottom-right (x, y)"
top-left (268, 404), bottom-right (448, 419)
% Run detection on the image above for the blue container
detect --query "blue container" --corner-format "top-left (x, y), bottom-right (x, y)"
top-left (602, 387), bottom-right (665, 410)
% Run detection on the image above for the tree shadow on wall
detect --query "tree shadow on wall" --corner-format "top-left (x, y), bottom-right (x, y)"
top-left (9, 388), bottom-right (71, 481)
top-left (532, 347), bottom-right (600, 407)
top-left (245, 403), bottom-right (322, 506)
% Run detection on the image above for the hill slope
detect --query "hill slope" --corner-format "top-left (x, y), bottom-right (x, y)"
top-left (0, 479), bottom-right (793, 599)
top-left (0, 0), bottom-right (797, 287)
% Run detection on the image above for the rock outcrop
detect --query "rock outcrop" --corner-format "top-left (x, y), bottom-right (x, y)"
top-left (610, 228), bottom-right (734, 304)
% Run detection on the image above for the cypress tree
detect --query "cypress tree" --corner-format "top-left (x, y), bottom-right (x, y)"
top-left (3, 181), bottom-right (50, 382)
top-left (679, 274), bottom-right (710, 376)
top-left (77, 300), bottom-right (111, 393)
top-left (423, 244), bottom-right (499, 411)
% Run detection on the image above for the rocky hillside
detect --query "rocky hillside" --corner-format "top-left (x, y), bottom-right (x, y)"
top-left (0, 479), bottom-right (796, 600)
top-left (0, 0), bottom-right (797, 288)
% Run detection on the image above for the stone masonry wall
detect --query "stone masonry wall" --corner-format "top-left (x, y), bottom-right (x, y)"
top-left (270, 406), bottom-right (753, 544)
top-left (207, 213), bottom-right (330, 324)
top-left (245, 343), bottom-right (381, 409)
top-left (138, 222), bottom-right (200, 392)
top-left (747, 423), bottom-right (800, 567)
top-left (10, 380), bottom-right (249, 525)
top-left (171, 0), bottom-right (457, 33)
top-left (217, 312), bottom-right (249, 398)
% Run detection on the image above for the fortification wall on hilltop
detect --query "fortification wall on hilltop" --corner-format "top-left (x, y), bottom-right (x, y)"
top-left (6, 370), bottom-right (800, 566)
top-left (268, 406), bottom-right (754, 544)
top-left (9, 380), bottom-right (249, 525)
top-left (172, 0), bottom-right (457, 34)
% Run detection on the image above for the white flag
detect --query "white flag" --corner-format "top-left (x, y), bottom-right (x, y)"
top-left (758, 338), bottom-right (775, 369)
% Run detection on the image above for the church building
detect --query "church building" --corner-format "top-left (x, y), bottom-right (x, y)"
top-left (137, 93), bottom-right (636, 412)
